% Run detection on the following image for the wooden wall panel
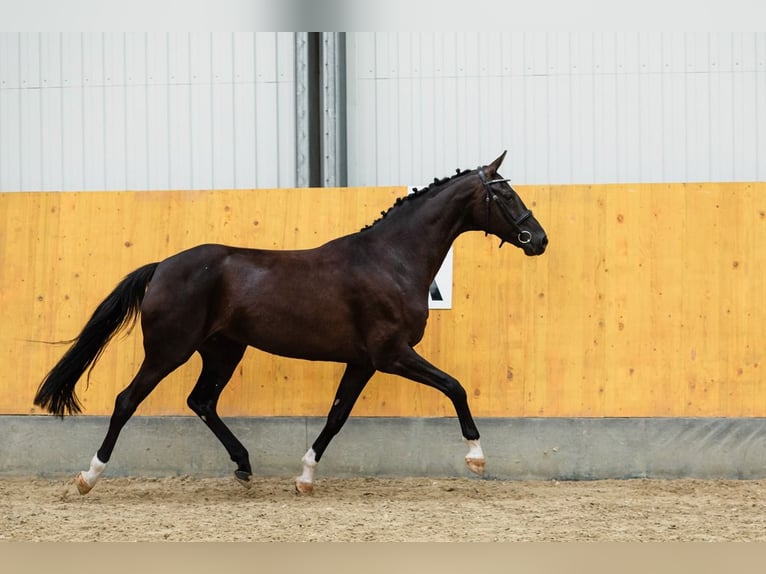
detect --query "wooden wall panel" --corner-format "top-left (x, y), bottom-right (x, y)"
top-left (3, 183), bottom-right (766, 418)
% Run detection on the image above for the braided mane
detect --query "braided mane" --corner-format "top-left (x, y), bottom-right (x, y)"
top-left (360, 168), bottom-right (472, 232)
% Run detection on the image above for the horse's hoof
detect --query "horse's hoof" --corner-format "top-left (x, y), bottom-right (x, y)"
top-left (234, 470), bottom-right (252, 489)
top-left (74, 472), bottom-right (93, 495)
top-left (295, 480), bottom-right (314, 494)
top-left (465, 457), bottom-right (486, 476)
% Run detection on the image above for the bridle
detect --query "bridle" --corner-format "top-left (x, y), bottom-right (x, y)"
top-left (477, 167), bottom-right (533, 245)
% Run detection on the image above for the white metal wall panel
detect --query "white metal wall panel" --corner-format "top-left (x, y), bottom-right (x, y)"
top-left (275, 32), bottom-right (297, 187)
top-left (0, 32), bottom-right (296, 192)
top-left (346, 32), bottom-right (766, 187)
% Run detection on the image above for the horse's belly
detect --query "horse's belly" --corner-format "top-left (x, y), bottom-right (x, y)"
top-left (225, 310), bottom-right (363, 363)
top-left (246, 333), bottom-right (361, 363)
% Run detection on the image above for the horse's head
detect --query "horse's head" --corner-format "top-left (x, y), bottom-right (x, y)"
top-left (474, 151), bottom-right (548, 256)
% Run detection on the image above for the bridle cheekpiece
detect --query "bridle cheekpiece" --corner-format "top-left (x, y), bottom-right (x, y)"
top-left (477, 167), bottom-right (533, 246)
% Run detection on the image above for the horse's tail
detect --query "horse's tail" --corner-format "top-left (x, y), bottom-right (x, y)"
top-left (33, 262), bottom-right (160, 418)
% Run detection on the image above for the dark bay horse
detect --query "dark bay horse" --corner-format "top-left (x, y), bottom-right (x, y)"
top-left (34, 151), bottom-right (548, 494)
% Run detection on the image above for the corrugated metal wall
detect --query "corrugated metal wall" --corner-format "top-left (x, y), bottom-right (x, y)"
top-left (346, 32), bottom-right (766, 187)
top-left (3, 32), bottom-right (764, 192)
top-left (0, 32), bottom-right (297, 192)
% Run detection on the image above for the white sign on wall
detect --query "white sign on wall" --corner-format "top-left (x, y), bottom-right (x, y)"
top-left (428, 248), bottom-right (453, 309)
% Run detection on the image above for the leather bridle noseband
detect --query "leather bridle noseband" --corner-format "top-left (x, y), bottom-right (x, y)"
top-left (477, 167), bottom-right (533, 245)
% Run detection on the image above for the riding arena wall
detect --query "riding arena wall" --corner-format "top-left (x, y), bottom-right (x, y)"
top-left (3, 183), bottom-right (766, 479)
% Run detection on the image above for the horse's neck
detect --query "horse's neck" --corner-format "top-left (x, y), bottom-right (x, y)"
top-left (363, 185), bottom-right (471, 279)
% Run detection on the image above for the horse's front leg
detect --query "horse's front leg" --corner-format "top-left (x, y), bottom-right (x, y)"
top-left (378, 345), bottom-right (487, 476)
top-left (296, 363), bottom-right (375, 494)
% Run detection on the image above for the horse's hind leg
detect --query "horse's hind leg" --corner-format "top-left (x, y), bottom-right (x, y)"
top-left (296, 362), bottom-right (375, 494)
top-left (76, 354), bottom-right (191, 495)
top-left (186, 336), bottom-right (251, 487)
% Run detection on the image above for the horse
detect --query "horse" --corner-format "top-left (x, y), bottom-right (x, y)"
top-left (33, 151), bottom-right (548, 495)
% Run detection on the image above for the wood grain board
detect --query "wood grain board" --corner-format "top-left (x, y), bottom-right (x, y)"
top-left (2, 183), bottom-right (765, 417)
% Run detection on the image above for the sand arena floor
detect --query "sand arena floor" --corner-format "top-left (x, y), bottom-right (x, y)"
top-left (3, 475), bottom-right (766, 542)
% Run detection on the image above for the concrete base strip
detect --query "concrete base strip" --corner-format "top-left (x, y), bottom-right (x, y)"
top-left (2, 415), bottom-right (766, 480)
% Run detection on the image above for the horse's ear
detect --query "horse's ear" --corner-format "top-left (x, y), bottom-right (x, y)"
top-left (487, 150), bottom-right (507, 174)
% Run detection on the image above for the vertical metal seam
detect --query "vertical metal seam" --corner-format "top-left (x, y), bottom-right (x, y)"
top-left (166, 33), bottom-right (172, 189)
top-left (421, 32), bottom-right (427, 183)
top-left (337, 32), bottom-right (347, 187)
top-left (17, 33), bottom-right (22, 190)
top-left (320, 33), bottom-right (331, 186)
top-left (123, 33), bottom-right (129, 191)
top-left (547, 31), bottom-right (553, 184)
top-left (80, 32), bottom-right (85, 191)
top-left (319, 32), bottom-right (347, 188)
top-left (640, 32), bottom-right (644, 181)
top-left (39, 33), bottom-right (44, 190)
top-left (231, 33), bottom-right (237, 190)
top-left (188, 33), bottom-right (194, 190)
top-left (0, 35), bottom-right (4, 188)
top-left (707, 32), bottom-right (713, 181)
top-left (274, 33), bottom-right (281, 188)
top-left (102, 32), bottom-right (108, 190)
top-left (523, 32), bottom-right (530, 180)
top-left (756, 33), bottom-right (761, 181)
top-left (731, 32), bottom-right (736, 180)
top-left (376, 33), bottom-right (381, 184)
top-left (569, 32), bottom-right (575, 183)
top-left (681, 33), bottom-right (696, 181)
top-left (613, 32), bottom-right (620, 183)
top-left (294, 32), bottom-right (310, 188)
top-left (145, 32), bottom-right (150, 191)
top-left (210, 32), bottom-right (215, 189)
top-left (660, 33), bottom-right (666, 182)
top-left (253, 33), bottom-right (258, 188)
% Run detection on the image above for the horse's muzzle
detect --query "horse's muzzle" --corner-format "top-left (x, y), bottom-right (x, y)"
top-left (525, 233), bottom-right (548, 256)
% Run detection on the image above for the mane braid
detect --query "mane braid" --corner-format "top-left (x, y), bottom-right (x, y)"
top-left (360, 168), bottom-right (472, 231)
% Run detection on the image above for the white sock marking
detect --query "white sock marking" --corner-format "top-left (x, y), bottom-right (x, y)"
top-left (297, 448), bottom-right (317, 485)
top-left (80, 453), bottom-right (107, 487)
top-left (465, 438), bottom-right (484, 460)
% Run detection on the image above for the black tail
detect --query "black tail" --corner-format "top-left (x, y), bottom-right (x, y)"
top-left (33, 262), bottom-right (160, 417)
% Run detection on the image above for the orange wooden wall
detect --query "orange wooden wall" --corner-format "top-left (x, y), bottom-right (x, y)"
top-left (2, 183), bottom-right (765, 418)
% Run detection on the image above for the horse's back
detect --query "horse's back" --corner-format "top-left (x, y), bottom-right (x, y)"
top-left (139, 238), bottom-right (428, 363)
top-left (140, 241), bottom-right (368, 361)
